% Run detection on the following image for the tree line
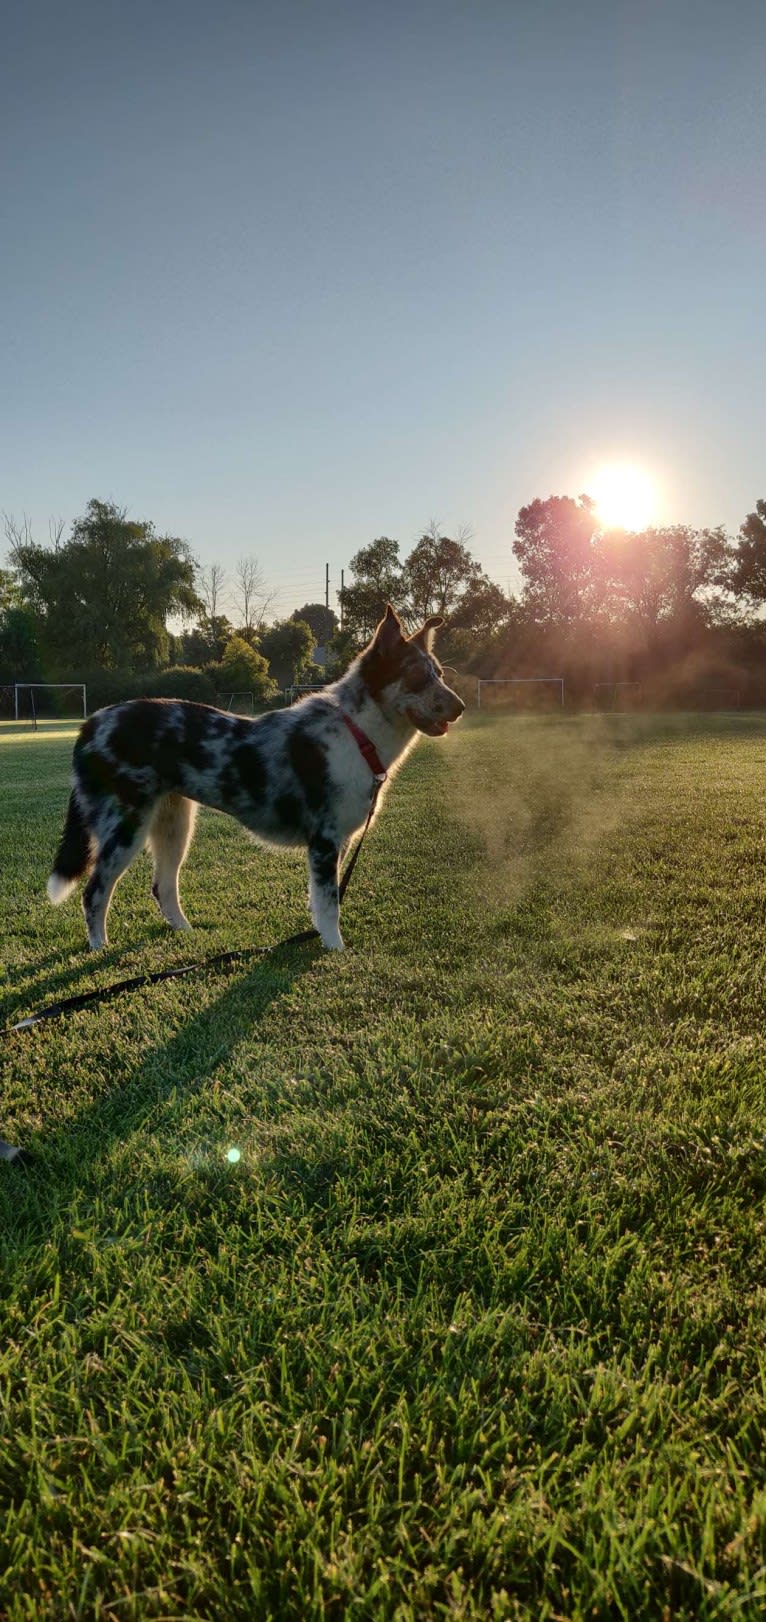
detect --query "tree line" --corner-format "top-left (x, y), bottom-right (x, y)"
top-left (0, 501), bottom-right (329, 708)
top-left (337, 500), bottom-right (766, 707)
top-left (3, 494), bottom-right (766, 711)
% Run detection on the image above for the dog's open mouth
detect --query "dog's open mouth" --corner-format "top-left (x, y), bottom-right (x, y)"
top-left (408, 711), bottom-right (450, 737)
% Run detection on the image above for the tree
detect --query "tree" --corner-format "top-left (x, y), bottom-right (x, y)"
top-left (180, 613), bottom-right (234, 666)
top-left (259, 619), bottom-right (316, 689)
top-left (591, 525), bottom-right (733, 627)
top-left (7, 499), bottom-right (202, 672)
top-left (513, 495), bottom-right (599, 623)
top-left (233, 556), bottom-right (273, 632)
top-left (200, 562), bottom-right (228, 621)
top-left (446, 574), bottom-right (512, 637)
top-left (0, 603), bottom-right (41, 680)
top-left (0, 558), bottom-right (41, 679)
top-left (290, 602), bottom-right (338, 644)
top-left (402, 524), bottom-right (485, 623)
top-left (0, 566), bottom-right (21, 617)
top-left (217, 635), bottom-right (276, 701)
top-left (338, 538), bottom-right (405, 644)
top-left (729, 500), bottom-right (766, 604)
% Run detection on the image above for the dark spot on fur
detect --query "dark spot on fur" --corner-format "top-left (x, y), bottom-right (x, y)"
top-left (273, 792), bottom-right (305, 834)
top-left (401, 655), bottom-right (432, 693)
top-left (234, 742), bottom-right (269, 802)
top-left (358, 643), bottom-right (406, 701)
top-left (216, 761), bottom-right (241, 804)
top-left (288, 729), bottom-right (328, 813)
top-left (309, 833), bottom-right (339, 887)
top-left (109, 702), bottom-right (165, 769)
top-left (100, 813), bottom-right (142, 862)
top-left (112, 768), bottom-right (152, 810)
top-left (182, 706), bottom-right (213, 773)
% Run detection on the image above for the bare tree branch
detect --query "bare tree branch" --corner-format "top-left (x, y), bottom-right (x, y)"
top-left (3, 512), bottom-right (35, 560)
top-left (233, 555), bottom-right (275, 631)
top-left (200, 562), bottom-right (228, 619)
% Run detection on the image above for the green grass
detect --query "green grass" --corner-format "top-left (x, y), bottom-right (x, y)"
top-left (2, 712), bottom-right (766, 1619)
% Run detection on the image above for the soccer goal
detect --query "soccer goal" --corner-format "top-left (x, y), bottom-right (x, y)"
top-left (13, 683), bottom-right (87, 727)
top-left (222, 691), bottom-right (255, 715)
top-left (593, 682), bottom-right (643, 712)
top-left (285, 683), bottom-right (327, 705)
top-left (477, 678), bottom-right (564, 711)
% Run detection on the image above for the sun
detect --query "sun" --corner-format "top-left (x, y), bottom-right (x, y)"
top-left (587, 462), bottom-right (658, 531)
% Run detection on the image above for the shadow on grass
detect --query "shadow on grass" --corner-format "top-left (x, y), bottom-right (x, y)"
top-left (0, 933), bottom-right (320, 1252)
top-left (0, 917), bottom-right (270, 1028)
top-left (0, 942), bottom-right (157, 1027)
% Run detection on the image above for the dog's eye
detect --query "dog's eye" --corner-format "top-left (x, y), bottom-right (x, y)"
top-left (405, 664), bottom-right (431, 693)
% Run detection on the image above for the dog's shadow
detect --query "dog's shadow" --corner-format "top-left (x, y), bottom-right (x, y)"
top-left (0, 933), bottom-right (320, 1257)
top-left (0, 941), bottom-right (151, 1026)
top-left (0, 916), bottom-right (263, 1028)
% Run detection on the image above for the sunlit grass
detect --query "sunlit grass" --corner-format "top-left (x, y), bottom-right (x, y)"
top-left (2, 714), bottom-right (766, 1618)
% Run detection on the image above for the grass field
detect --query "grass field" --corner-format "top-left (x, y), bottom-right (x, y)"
top-left (2, 712), bottom-right (766, 1620)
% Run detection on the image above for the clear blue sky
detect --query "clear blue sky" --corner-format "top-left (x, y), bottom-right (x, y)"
top-left (2, 0), bottom-right (765, 616)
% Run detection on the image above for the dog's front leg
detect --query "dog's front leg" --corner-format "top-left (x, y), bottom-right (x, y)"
top-left (307, 835), bottom-right (344, 950)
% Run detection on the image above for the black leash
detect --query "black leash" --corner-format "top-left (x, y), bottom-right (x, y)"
top-left (2, 778), bottom-right (385, 1041)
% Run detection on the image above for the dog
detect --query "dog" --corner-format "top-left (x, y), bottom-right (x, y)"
top-left (47, 605), bottom-right (465, 951)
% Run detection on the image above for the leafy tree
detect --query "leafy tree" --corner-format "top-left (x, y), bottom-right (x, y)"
top-left (290, 602), bottom-right (338, 644)
top-left (0, 604), bottom-right (41, 679)
top-left (216, 635), bottom-right (276, 701)
top-left (513, 495), bottom-right (599, 623)
top-left (259, 619), bottom-right (316, 689)
top-left (729, 500), bottom-right (766, 604)
top-left (180, 613), bottom-right (234, 666)
top-left (338, 538), bottom-right (405, 643)
top-left (592, 525), bottom-right (732, 627)
top-left (446, 575), bottom-right (512, 637)
top-left (402, 527), bottom-right (485, 623)
top-left (0, 560), bottom-right (42, 678)
top-left (8, 499), bottom-right (202, 672)
top-left (0, 567), bottom-right (21, 616)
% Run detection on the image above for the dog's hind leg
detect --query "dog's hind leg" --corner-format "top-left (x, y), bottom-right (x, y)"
top-left (82, 808), bottom-right (151, 949)
top-left (308, 834), bottom-right (344, 950)
top-left (147, 794), bottom-right (198, 931)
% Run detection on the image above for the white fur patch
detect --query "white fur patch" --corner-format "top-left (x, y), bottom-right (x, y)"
top-left (47, 873), bottom-right (77, 906)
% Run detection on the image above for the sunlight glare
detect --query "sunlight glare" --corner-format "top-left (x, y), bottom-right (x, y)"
top-left (588, 462), bottom-right (658, 531)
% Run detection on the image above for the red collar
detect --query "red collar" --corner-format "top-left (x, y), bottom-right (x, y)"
top-left (341, 713), bottom-right (388, 781)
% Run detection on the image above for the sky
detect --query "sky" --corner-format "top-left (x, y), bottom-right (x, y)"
top-left (2, 0), bottom-right (765, 618)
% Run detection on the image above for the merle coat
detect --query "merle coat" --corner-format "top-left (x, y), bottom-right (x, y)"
top-left (48, 606), bottom-right (464, 950)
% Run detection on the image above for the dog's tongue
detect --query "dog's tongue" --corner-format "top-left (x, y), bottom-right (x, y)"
top-left (432, 720), bottom-right (449, 736)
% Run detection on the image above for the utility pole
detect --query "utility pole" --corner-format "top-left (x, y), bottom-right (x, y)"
top-left (325, 563), bottom-right (330, 612)
top-left (340, 569), bottom-right (344, 631)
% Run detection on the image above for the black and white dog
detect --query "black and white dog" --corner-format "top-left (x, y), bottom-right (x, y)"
top-left (47, 606), bottom-right (464, 951)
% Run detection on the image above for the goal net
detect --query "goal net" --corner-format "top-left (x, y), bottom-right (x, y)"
top-left (477, 678), bottom-right (564, 711)
top-left (221, 690), bottom-right (255, 714)
top-left (11, 684), bottom-right (87, 727)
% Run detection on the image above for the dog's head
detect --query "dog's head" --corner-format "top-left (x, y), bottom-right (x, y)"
top-left (359, 605), bottom-right (465, 736)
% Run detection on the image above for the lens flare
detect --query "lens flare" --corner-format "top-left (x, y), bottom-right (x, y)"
top-left (226, 1147), bottom-right (242, 1164)
top-left (588, 462), bottom-right (658, 531)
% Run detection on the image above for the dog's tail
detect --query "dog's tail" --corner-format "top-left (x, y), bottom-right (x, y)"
top-left (47, 791), bottom-right (92, 904)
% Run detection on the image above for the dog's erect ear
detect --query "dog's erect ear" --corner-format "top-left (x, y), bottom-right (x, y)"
top-left (410, 614), bottom-right (444, 654)
top-left (372, 603), bottom-right (405, 655)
